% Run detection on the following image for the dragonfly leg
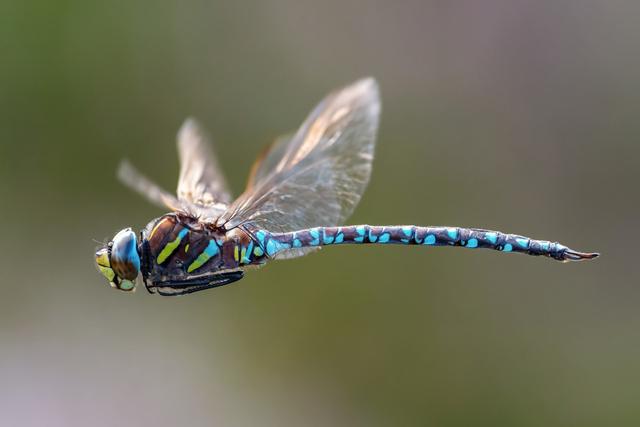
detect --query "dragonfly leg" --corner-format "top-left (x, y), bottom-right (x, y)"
top-left (144, 271), bottom-right (244, 296)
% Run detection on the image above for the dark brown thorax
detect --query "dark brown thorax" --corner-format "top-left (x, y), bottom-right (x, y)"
top-left (140, 213), bottom-right (260, 290)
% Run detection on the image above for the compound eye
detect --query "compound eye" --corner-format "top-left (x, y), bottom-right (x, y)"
top-left (110, 228), bottom-right (141, 281)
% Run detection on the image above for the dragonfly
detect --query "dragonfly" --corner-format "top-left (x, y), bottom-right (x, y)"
top-left (95, 78), bottom-right (598, 296)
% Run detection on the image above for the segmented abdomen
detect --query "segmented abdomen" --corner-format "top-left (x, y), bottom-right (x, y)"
top-left (263, 225), bottom-right (597, 261)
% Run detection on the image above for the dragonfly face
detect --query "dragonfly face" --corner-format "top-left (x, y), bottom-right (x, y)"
top-left (95, 228), bottom-right (141, 292)
top-left (95, 78), bottom-right (597, 296)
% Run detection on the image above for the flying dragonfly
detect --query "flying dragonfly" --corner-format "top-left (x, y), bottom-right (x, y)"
top-left (95, 78), bottom-right (598, 296)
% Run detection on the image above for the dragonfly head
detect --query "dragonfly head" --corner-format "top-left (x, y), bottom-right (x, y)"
top-left (95, 228), bottom-right (141, 292)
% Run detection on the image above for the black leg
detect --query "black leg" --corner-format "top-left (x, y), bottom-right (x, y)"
top-left (145, 271), bottom-right (244, 296)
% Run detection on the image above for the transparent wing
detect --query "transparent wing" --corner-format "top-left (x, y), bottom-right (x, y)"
top-left (118, 160), bottom-right (183, 211)
top-left (244, 133), bottom-right (293, 192)
top-left (117, 119), bottom-right (232, 219)
top-left (245, 134), bottom-right (321, 260)
top-left (177, 118), bottom-right (233, 211)
top-left (217, 78), bottom-right (381, 233)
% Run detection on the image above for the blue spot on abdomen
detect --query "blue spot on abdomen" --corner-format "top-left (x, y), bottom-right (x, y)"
top-left (309, 228), bottom-right (320, 245)
top-left (485, 232), bottom-right (498, 245)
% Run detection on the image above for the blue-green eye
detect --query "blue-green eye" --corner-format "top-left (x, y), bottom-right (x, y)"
top-left (110, 228), bottom-right (141, 283)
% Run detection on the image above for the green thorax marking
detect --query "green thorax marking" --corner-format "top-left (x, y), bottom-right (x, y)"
top-left (157, 228), bottom-right (189, 264)
top-left (187, 240), bottom-right (220, 273)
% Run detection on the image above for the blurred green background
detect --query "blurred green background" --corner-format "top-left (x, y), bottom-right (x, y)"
top-left (1, 1), bottom-right (638, 426)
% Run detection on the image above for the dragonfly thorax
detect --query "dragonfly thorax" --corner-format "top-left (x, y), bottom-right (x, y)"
top-left (137, 213), bottom-right (266, 295)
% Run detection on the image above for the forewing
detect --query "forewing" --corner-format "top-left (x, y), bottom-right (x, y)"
top-left (177, 118), bottom-right (233, 211)
top-left (244, 133), bottom-right (292, 192)
top-left (217, 78), bottom-right (380, 233)
top-left (118, 160), bottom-right (183, 211)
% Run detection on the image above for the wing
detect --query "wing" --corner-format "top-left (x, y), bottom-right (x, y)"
top-left (217, 78), bottom-right (381, 235)
top-left (176, 118), bottom-right (233, 214)
top-left (244, 133), bottom-right (293, 192)
top-left (118, 119), bottom-right (232, 219)
top-left (118, 160), bottom-right (183, 211)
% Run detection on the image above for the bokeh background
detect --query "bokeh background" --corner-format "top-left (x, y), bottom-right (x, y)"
top-left (1, 1), bottom-right (638, 426)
